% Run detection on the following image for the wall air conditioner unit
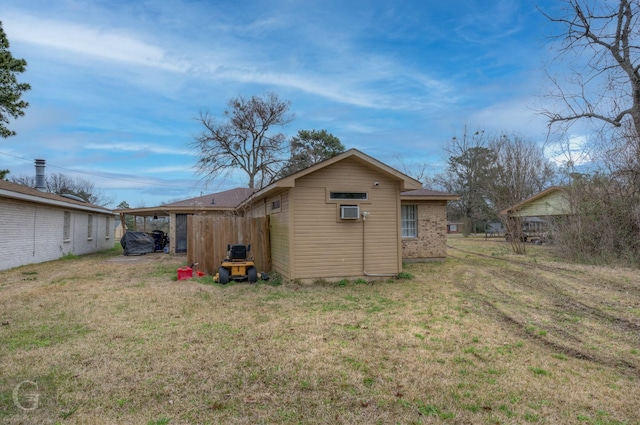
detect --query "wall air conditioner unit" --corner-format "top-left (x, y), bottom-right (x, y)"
top-left (340, 205), bottom-right (360, 220)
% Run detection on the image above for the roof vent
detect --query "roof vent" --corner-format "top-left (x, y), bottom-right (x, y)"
top-left (61, 193), bottom-right (87, 203)
top-left (35, 159), bottom-right (46, 192)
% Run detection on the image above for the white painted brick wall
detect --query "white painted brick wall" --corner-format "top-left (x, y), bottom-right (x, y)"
top-left (0, 198), bottom-right (115, 270)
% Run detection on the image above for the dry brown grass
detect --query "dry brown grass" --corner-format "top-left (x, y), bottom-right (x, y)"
top-left (1, 236), bottom-right (639, 424)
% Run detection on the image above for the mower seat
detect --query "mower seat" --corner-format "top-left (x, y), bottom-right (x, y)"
top-left (228, 244), bottom-right (250, 260)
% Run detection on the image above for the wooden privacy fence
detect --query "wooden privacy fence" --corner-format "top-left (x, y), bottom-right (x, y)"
top-left (187, 215), bottom-right (271, 276)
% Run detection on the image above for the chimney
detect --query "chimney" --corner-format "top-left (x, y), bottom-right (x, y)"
top-left (35, 159), bottom-right (46, 192)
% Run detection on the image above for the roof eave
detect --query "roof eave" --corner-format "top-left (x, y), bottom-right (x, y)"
top-left (401, 195), bottom-right (460, 201)
top-left (1, 189), bottom-right (115, 215)
top-left (240, 149), bottom-right (422, 207)
top-left (499, 186), bottom-right (567, 215)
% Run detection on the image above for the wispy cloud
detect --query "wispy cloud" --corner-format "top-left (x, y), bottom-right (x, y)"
top-left (85, 143), bottom-right (192, 156)
top-left (1, 0), bottom-right (566, 207)
top-left (4, 8), bottom-right (456, 112)
top-left (4, 12), bottom-right (187, 72)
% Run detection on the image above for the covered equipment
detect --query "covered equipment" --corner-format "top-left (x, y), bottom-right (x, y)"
top-left (120, 231), bottom-right (156, 256)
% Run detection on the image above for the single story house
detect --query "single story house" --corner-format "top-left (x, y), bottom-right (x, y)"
top-left (447, 222), bottom-right (463, 234)
top-left (116, 149), bottom-right (458, 280)
top-left (499, 186), bottom-right (572, 241)
top-left (0, 178), bottom-right (116, 271)
top-left (499, 186), bottom-right (571, 218)
top-left (241, 149), bottom-right (458, 281)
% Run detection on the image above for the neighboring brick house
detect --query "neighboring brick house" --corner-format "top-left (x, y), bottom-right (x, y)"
top-left (0, 179), bottom-right (115, 271)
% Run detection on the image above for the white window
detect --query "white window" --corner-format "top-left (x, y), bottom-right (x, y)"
top-left (87, 214), bottom-right (93, 239)
top-left (401, 205), bottom-right (417, 238)
top-left (105, 217), bottom-right (110, 239)
top-left (63, 212), bottom-right (71, 241)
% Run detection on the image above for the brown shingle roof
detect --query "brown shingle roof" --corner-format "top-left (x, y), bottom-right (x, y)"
top-left (163, 187), bottom-right (257, 208)
top-left (0, 179), bottom-right (112, 212)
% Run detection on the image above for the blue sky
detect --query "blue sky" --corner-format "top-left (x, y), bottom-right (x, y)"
top-left (1, 0), bottom-right (574, 207)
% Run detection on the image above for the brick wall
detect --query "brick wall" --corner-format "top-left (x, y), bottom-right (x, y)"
top-left (0, 197), bottom-right (114, 270)
top-left (401, 201), bottom-right (448, 260)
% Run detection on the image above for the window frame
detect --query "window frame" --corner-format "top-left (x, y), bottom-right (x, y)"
top-left (63, 211), bottom-right (71, 241)
top-left (329, 191), bottom-right (368, 201)
top-left (270, 196), bottom-right (281, 213)
top-left (87, 214), bottom-right (94, 240)
top-left (401, 204), bottom-right (417, 238)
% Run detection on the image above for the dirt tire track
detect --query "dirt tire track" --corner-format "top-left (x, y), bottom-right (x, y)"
top-left (447, 248), bottom-right (640, 378)
top-left (448, 244), bottom-right (640, 298)
top-left (449, 246), bottom-right (640, 333)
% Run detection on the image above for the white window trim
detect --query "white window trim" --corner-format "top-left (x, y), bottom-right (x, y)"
top-left (401, 204), bottom-right (417, 238)
top-left (87, 214), bottom-right (94, 240)
top-left (63, 211), bottom-right (71, 242)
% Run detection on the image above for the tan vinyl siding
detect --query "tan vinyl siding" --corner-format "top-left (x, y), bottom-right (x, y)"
top-left (269, 191), bottom-right (290, 280)
top-left (291, 158), bottom-right (400, 279)
top-left (248, 199), bottom-right (267, 218)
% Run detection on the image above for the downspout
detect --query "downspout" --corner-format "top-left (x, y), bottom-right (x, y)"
top-left (361, 211), bottom-right (398, 277)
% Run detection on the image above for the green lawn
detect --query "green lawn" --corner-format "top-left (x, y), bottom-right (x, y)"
top-left (1, 235), bottom-right (638, 424)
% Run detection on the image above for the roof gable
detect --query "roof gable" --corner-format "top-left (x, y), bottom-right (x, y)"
top-left (245, 149), bottom-right (422, 204)
top-left (499, 186), bottom-right (571, 217)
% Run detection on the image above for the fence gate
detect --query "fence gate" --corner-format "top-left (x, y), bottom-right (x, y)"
top-left (187, 215), bottom-right (270, 276)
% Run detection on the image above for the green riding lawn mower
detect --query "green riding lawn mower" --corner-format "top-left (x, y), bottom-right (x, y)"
top-left (214, 244), bottom-right (268, 284)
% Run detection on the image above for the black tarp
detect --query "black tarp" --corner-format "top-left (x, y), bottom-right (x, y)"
top-left (120, 231), bottom-right (156, 256)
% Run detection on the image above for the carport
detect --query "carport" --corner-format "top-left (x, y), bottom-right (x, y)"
top-left (113, 188), bottom-right (256, 254)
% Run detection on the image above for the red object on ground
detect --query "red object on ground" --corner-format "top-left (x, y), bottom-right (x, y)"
top-left (196, 271), bottom-right (205, 277)
top-left (177, 267), bottom-right (193, 280)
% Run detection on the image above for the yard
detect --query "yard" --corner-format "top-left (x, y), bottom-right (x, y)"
top-left (1, 236), bottom-right (639, 424)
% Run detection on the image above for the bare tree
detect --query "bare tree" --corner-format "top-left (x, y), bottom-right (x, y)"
top-left (11, 172), bottom-right (114, 206)
top-left (541, 0), bottom-right (640, 135)
top-left (488, 135), bottom-right (556, 211)
top-left (436, 127), bottom-right (500, 235)
top-left (541, 1), bottom-right (640, 265)
top-left (487, 135), bottom-right (557, 254)
top-left (192, 92), bottom-right (293, 189)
